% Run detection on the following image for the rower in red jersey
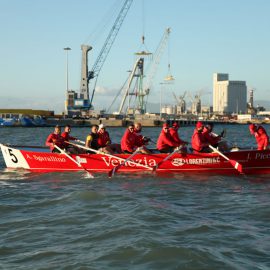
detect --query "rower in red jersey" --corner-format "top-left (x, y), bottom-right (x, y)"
top-left (202, 123), bottom-right (221, 146)
top-left (121, 123), bottom-right (151, 154)
top-left (45, 125), bottom-right (65, 153)
top-left (169, 122), bottom-right (188, 148)
top-left (157, 123), bottom-right (178, 153)
top-left (202, 123), bottom-right (228, 152)
top-left (97, 124), bottom-right (121, 154)
top-left (121, 123), bottom-right (137, 154)
top-left (61, 125), bottom-right (81, 154)
top-left (249, 124), bottom-right (269, 150)
top-left (134, 122), bottom-right (151, 147)
top-left (191, 121), bottom-right (210, 153)
top-left (61, 125), bottom-right (77, 142)
top-left (202, 123), bottom-right (229, 152)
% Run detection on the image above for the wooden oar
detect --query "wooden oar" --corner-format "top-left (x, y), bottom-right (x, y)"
top-left (75, 140), bottom-right (86, 144)
top-left (54, 145), bottom-right (93, 177)
top-left (5, 144), bottom-right (49, 149)
top-left (65, 141), bottom-right (153, 171)
top-left (153, 146), bottom-right (182, 171)
top-left (209, 145), bottom-right (243, 173)
top-left (108, 147), bottom-right (142, 178)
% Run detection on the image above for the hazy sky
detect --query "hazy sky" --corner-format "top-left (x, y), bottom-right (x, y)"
top-left (0, 0), bottom-right (269, 113)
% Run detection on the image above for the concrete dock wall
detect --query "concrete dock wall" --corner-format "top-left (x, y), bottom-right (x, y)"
top-left (45, 118), bottom-right (200, 127)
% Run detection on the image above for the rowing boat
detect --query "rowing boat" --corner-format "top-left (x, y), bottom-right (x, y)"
top-left (1, 143), bottom-right (270, 175)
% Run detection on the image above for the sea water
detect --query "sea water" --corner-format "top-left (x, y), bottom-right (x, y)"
top-left (0, 125), bottom-right (269, 269)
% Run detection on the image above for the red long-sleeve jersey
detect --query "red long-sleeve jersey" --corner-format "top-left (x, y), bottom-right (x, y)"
top-left (169, 128), bottom-right (185, 146)
top-left (255, 127), bottom-right (269, 150)
top-left (45, 133), bottom-right (65, 151)
top-left (191, 130), bottom-right (209, 153)
top-left (202, 128), bottom-right (220, 146)
top-left (121, 129), bottom-right (138, 153)
top-left (61, 131), bottom-right (77, 142)
top-left (134, 129), bottom-right (145, 147)
top-left (98, 131), bottom-right (111, 147)
top-left (156, 130), bottom-right (178, 151)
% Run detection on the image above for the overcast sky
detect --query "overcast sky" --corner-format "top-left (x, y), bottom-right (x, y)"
top-left (0, 0), bottom-right (269, 113)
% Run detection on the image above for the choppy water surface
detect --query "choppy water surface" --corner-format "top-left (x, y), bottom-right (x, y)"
top-left (0, 126), bottom-right (270, 269)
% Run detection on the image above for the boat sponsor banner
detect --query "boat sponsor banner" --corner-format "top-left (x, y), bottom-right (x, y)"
top-left (101, 156), bottom-right (156, 167)
top-left (76, 156), bottom-right (87, 164)
top-left (172, 157), bottom-right (220, 166)
top-left (25, 154), bottom-right (66, 163)
top-left (254, 152), bottom-right (270, 160)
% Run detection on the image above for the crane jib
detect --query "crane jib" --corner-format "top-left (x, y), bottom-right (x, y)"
top-left (87, 0), bottom-right (133, 108)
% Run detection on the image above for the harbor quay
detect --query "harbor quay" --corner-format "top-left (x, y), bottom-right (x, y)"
top-left (45, 118), bottom-right (197, 127)
top-left (1, 109), bottom-right (268, 127)
top-left (44, 117), bottom-right (234, 127)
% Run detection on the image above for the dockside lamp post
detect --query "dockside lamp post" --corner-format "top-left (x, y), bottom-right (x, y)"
top-left (63, 47), bottom-right (71, 92)
top-left (159, 82), bottom-right (166, 119)
top-left (63, 47), bottom-right (71, 116)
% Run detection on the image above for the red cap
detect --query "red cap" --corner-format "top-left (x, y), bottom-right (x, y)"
top-left (172, 122), bottom-right (179, 128)
top-left (196, 121), bottom-right (204, 128)
top-left (163, 123), bottom-right (169, 128)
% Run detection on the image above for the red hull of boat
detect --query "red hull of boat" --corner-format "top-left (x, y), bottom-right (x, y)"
top-left (1, 143), bottom-right (270, 175)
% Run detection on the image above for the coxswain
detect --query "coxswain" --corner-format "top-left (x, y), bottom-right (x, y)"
top-left (45, 125), bottom-right (65, 153)
top-left (121, 123), bottom-right (151, 154)
top-left (249, 124), bottom-right (269, 150)
top-left (169, 122), bottom-right (188, 151)
top-left (157, 123), bottom-right (178, 153)
top-left (97, 124), bottom-right (121, 154)
top-left (191, 121), bottom-right (210, 153)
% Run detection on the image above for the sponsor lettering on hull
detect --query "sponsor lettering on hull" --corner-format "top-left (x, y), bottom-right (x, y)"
top-left (101, 156), bottom-right (157, 167)
top-left (172, 157), bottom-right (220, 166)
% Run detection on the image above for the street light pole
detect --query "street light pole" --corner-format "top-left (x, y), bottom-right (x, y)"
top-left (63, 47), bottom-right (71, 92)
top-left (63, 47), bottom-right (71, 116)
top-left (160, 82), bottom-right (165, 119)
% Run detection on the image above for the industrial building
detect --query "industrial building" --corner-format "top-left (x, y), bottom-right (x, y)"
top-left (213, 73), bottom-right (247, 114)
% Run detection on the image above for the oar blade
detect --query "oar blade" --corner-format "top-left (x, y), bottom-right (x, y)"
top-left (229, 159), bottom-right (243, 173)
top-left (108, 164), bottom-right (120, 178)
top-left (152, 164), bottom-right (158, 172)
top-left (108, 168), bottom-right (115, 178)
top-left (83, 172), bottom-right (94, 179)
top-left (209, 145), bottom-right (243, 174)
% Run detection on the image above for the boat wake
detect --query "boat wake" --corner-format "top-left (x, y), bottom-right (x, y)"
top-left (0, 168), bottom-right (34, 181)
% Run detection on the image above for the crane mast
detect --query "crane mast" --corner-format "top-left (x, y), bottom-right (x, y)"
top-left (136, 27), bottom-right (171, 113)
top-left (144, 28), bottom-right (171, 94)
top-left (86, 0), bottom-right (133, 109)
top-left (112, 28), bottom-right (171, 116)
top-left (117, 58), bottom-right (144, 115)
